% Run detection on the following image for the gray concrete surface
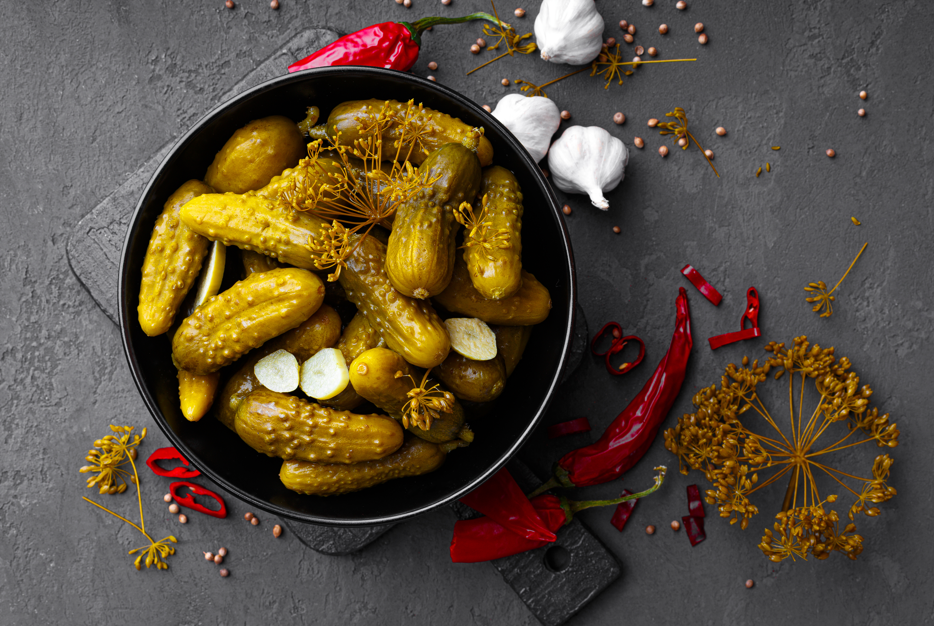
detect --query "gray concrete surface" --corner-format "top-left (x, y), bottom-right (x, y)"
top-left (2, 0), bottom-right (932, 624)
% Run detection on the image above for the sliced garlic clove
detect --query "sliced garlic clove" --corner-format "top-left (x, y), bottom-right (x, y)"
top-left (444, 318), bottom-right (498, 361)
top-left (254, 349), bottom-right (300, 393)
top-left (193, 241), bottom-right (227, 307)
top-left (300, 348), bottom-right (350, 400)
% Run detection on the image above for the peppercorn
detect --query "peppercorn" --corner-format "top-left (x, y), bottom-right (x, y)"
top-left (694, 22), bottom-right (704, 33)
top-left (746, 579), bottom-right (755, 589)
top-left (648, 118), bottom-right (659, 127)
top-left (628, 24), bottom-right (636, 35)
top-left (163, 493), bottom-right (172, 503)
top-left (676, 0), bottom-right (687, 9)
top-left (501, 78), bottom-right (510, 86)
top-left (634, 137), bottom-right (645, 148)
top-left (562, 204), bottom-right (572, 215)
top-left (168, 503), bottom-right (179, 514)
top-left (482, 104), bottom-right (492, 112)
top-left (671, 520), bottom-right (681, 531)
top-left (658, 23), bottom-right (668, 34)
top-left (273, 524), bottom-right (283, 538)
top-left (704, 149), bottom-right (714, 159)
top-left (698, 33), bottom-right (708, 44)
top-left (658, 146), bottom-right (669, 157)
top-left (646, 525), bottom-right (656, 534)
top-left (178, 514), bottom-right (188, 524)
top-left (606, 37), bottom-right (617, 47)
top-left (514, 8), bottom-right (525, 17)
top-left (859, 90), bottom-right (868, 100)
top-left (470, 44), bottom-right (481, 54)
top-left (270, 0), bottom-right (279, 8)
top-left (623, 33), bottom-right (634, 44)
top-left (560, 110), bottom-right (571, 120)
top-left (858, 108), bottom-right (866, 117)
top-left (715, 126), bottom-right (726, 136)
top-left (826, 149), bottom-right (836, 158)
top-left (428, 61), bottom-right (438, 70)
top-left (613, 112), bottom-right (626, 125)
top-left (251, 517), bottom-right (260, 526)
top-left (427, 76), bottom-right (437, 81)
top-left (647, 46), bottom-right (657, 56)
top-left (225, 0), bottom-right (234, 8)
top-left (620, 20), bottom-right (629, 30)
top-left (220, 568), bottom-right (230, 577)
top-left (244, 512), bottom-right (254, 521)
top-left (612, 226), bottom-right (621, 234)
top-left (634, 45), bottom-right (644, 55)
top-left (218, 547), bottom-right (228, 557)
top-left (204, 551), bottom-right (214, 561)
top-left (214, 554), bottom-right (224, 565)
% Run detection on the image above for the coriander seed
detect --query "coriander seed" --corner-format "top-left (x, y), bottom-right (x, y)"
top-left (623, 33), bottom-right (634, 44)
top-left (427, 76), bottom-right (436, 81)
top-left (858, 108), bottom-right (866, 117)
top-left (501, 78), bottom-right (510, 86)
top-left (178, 514), bottom-right (188, 524)
top-left (403, 0), bottom-right (412, 7)
top-left (746, 579), bottom-right (755, 589)
top-left (613, 226), bottom-right (621, 234)
top-left (251, 517), bottom-right (260, 526)
top-left (204, 551), bottom-right (214, 561)
top-left (658, 145), bottom-right (669, 157)
top-left (169, 503), bottom-right (180, 514)
top-left (560, 110), bottom-right (571, 120)
top-left (676, 0), bottom-right (687, 9)
top-left (273, 524), bottom-right (283, 538)
top-left (646, 525), bottom-right (656, 535)
top-left (658, 23), bottom-right (668, 34)
top-left (244, 512), bottom-right (254, 521)
top-left (648, 46), bottom-right (657, 56)
top-left (671, 520), bottom-right (681, 530)
top-left (620, 20), bottom-right (629, 30)
top-left (635, 45), bottom-right (645, 55)
top-left (477, 38), bottom-right (487, 47)
top-left (694, 22), bottom-right (704, 33)
top-left (628, 24), bottom-right (636, 35)
top-left (482, 104), bottom-right (492, 112)
top-left (715, 126), bottom-right (726, 136)
top-left (514, 8), bottom-right (525, 17)
top-left (859, 90), bottom-right (868, 100)
top-left (613, 112), bottom-right (626, 124)
top-left (678, 137), bottom-right (688, 147)
top-left (428, 61), bottom-right (438, 70)
top-left (225, 0), bottom-right (234, 8)
top-left (643, 0), bottom-right (654, 5)
top-left (634, 137), bottom-right (645, 148)
top-left (218, 547), bottom-right (228, 557)
top-left (220, 568), bottom-right (230, 577)
top-left (698, 33), bottom-right (708, 44)
top-left (470, 44), bottom-right (481, 54)
top-left (826, 148), bottom-right (836, 158)
top-left (214, 554), bottom-right (224, 565)
top-left (606, 37), bottom-right (617, 47)
top-left (704, 149), bottom-right (714, 159)
top-left (562, 204), bottom-right (572, 215)
top-left (270, 0), bottom-right (279, 7)
top-left (648, 118), bottom-right (659, 127)
top-left (163, 493), bottom-right (172, 503)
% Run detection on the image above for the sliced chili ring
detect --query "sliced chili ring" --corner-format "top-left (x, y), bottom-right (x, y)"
top-left (547, 417), bottom-right (592, 439)
top-left (591, 322), bottom-right (624, 356)
top-left (682, 515), bottom-right (706, 547)
top-left (169, 481), bottom-right (227, 518)
top-left (687, 484), bottom-right (705, 518)
top-left (610, 489), bottom-right (637, 532)
top-left (605, 335), bottom-right (645, 376)
top-left (681, 264), bottom-right (723, 306)
top-left (146, 447), bottom-right (201, 478)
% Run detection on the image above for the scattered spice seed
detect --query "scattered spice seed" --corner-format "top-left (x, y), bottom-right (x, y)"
top-left (756, 167), bottom-right (762, 177)
top-left (178, 514), bottom-right (188, 524)
top-left (858, 108), bottom-right (866, 117)
top-left (635, 45), bottom-right (645, 55)
top-left (628, 24), bottom-right (636, 35)
top-left (514, 8), bottom-right (525, 17)
top-left (766, 162), bottom-right (771, 172)
top-left (428, 61), bottom-right (438, 70)
top-left (471, 44), bottom-right (481, 54)
top-left (676, 0), bottom-right (687, 9)
top-left (214, 554), bottom-right (224, 565)
top-left (647, 46), bottom-right (657, 56)
top-left (632, 56), bottom-right (642, 64)
top-left (658, 23), bottom-right (668, 34)
top-left (623, 33), bottom-right (634, 43)
top-left (225, 0), bottom-right (234, 8)
top-left (648, 118), bottom-right (659, 127)
top-left (443, 0), bottom-right (451, 4)
top-left (704, 149), bottom-right (713, 159)
top-left (715, 126), bottom-right (726, 136)
top-left (634, 137), bottom-right (644, 148)
top-left (671, 520), bottom-right (681, 531)
top-left (477, 37), bottom-right (487, 47)
top-left (606, 37), bottom-right (617, 47)
top-left (658, 145), bottom-right (669, 157)
top-left (482, 104), bottom-right (492, 112)
top-left (501, 78), bottom-right (510, 86)
top-left (620, 20), bottom-right (629, 30)
top-left (851, 216), bottom-right (861, 225)
top-left (613, 112), bottom-right (626, 124)
top-left (860, 90), bottom-right (868, 100)
top-left (646, 525), bottom-right (656, 535)
top-left (746, 579), bottom-right (755, 589)
top-left (163, 493), bottom-right (172, 503)
top-left (677, 137), bottom-right (688, 147)
top-left (168, 503), bottom-right (180, 514)
top-left (244, 512), bottom-right (254, 521)
top-left (220, 568), bottom-right (230, 577)
top-left (270, 0), bottom-right (279, 8)
top-left (562, 204), bottom-right (572, 215)
top-left (771, 146), bottom-right (780, 150)
top-left (613, 226), bottom-right (621, 234)
top-left (395, 0), bottom-right (403, 4)
top-left (273, 524), bottom-right (283, 538)
top-left (826, 148), bottom-right (836, 158)
top-left (698, 33), bottom-right (708, 44)
top-left (218, 547), bottom-right (228, 557)
top-left (128, 448), bottom-right (137, 460)
top-left (427, 76), bottom-right (437, 81)
top-left (560, 110), bottom-right (571, 120)
top-left (643, 0), bottom-right (654, 5)
top-left (251, 517), bottom-right (260, 526)
top-left (403, 0), bottom-right (412, 7)
top-left (204, 551), bottom-right (214, 561)
top-left (694, 22), bottom-right (704, 33)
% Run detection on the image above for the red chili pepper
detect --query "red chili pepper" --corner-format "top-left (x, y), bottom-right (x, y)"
top-left (288, 13), bottom-right (506, 73)
top-left (459, 468), bottom-right (556, 543)
top-left (169, 481), bottom-right (227, 519)
top-left (530, 289), bottom-right (692, 495)
top-left (681, 264), bottom-right (723, 306)
top-left (682, 515), bottom-right (706, 546)
top-left (592, 322), bottom-right (645, 376)
top-left (610, 489), bottom-right (637, 532)
top-left (547, 417), bottom-right (592, 439)
top-left (687, 484), bottom-right (705, 518)
top-left (451, 468), bottom-right (666, 563)
top-left (708, 287), bottom-right (761, 350)
top-left (146, 447), bottom-right (200, 479)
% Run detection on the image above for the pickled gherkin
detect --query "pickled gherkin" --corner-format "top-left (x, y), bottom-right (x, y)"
top-left (205, 115), bottom-right (306, 194)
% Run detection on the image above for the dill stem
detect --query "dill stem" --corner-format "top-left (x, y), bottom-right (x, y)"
top-left (797, 373), bottom-right (806, 449)
top-left (125, 450), bottom-right (145, 534)
top-left (811, 464), bottom-right (862, 498)
top-left (808, 436), bottom-right (878, 459)
top-left (467, 51), bottom-right (510, 75)
top-left (83, 497), bottom-right (154, 544)
top-left (810, 461), bottom-right (871, 483)
top-left (827, 242), bottom-right (868, 296)
top-left (746, 464), bottom-right (793, 497)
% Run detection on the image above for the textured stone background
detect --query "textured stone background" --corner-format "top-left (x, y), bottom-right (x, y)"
top-left (2, 0), bottom-right (932, 624)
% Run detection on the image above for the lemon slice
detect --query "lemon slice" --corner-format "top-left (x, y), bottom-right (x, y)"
top-left (193, 241), bottom-right (227, 306)
top-left (300, 348), bottom-right (350, 400)
top-left (254, 349), bottom-right (300, 393)
top-left (444, 318), bottom-right (498, 361)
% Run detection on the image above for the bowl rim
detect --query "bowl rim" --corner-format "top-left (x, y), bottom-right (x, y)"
top-left (119, 66), bottom-right (577, 526)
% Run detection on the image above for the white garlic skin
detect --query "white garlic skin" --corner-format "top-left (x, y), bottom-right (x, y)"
top-left (491, 94), bottom-right (561, 163)
top-left (547, 126), bottom-right (628, 210)
top-left (534, 0), bottom-right (606, 66)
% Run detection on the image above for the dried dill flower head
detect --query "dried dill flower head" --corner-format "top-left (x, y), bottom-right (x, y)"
top-left (664, 336), bottom-right (898, 562)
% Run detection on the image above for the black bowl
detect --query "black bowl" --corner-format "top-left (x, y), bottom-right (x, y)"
top-left (119, 67), bottom-right (576, 526)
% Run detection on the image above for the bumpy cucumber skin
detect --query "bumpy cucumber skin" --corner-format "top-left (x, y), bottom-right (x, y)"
top-left (279, 437), bottom-right (447, 496)
top-left (434, 255), bottom-right (551, 326)
top-left (321, 99), bottom-right (494, 167)
top-left (179, 193), bottom-right (329, 271)
top-left (253, 157), bottom-right (345, 202)
top-left (339, 235), bottom-right (451, 369)
top-left (215, 304), bottom-right (342, 430)
top-left (492, 325), bottom-right (533, 378)
top-left (349, 348), bottom-right (471, 444)
top-left (466, 166), bottom-right (524, 300)
top-left (386, 144), bottom-right (481, 299)
top-left (235, 388), bottom-right (403, 464)
top-left (138, 180), bottom-right (215, 337)
top-left (178, 370), bottom-right (220, 422)
top-left (320, 312), bottom-right (386, 412)
top-left (204, 115), bottom-right (306, 194)
top-left (172, 268), bottom-right (324, 375)
top-left (436, 352), bottom-right (507, 403)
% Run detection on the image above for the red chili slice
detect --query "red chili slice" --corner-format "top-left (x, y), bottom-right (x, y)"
top-left (169, 481), bottom-right (227, 518)
top-left (687, 484), bottom-right (705, 518)
top-left (610, 489), bottom-right (637, 532)
top-left (682, 515), bottom-right (706, 547)
top-left (146, 447), bottom-right (201, 478)
top-left (708, 287), bottom-right (761, 350)
top-left (547, 417), bottom-right (592, 439)
top-left (681, 264), bottom-right (723, 306)
top-left (591, 323), bottom-right (645, 376)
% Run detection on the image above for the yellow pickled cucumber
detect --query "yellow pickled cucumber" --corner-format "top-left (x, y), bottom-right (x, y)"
top-left (465, 166), bottom-right (524, 300)
top-left (435, 352), bottom-right (506, 403)
top-left (434, 255), bottom-right (551, 326)
top-left (241, 249), bottom-right (282, 277)
top-left (492, 325), bottom-right (533, 377)
top-left (253, 157), bottom-right (346, 202)
top-left (235, 388), bottom-right (403, 464)
top-left (138, 179), bottom-right (214, 337)
top-left (310, 99), bottom-right (494, 167)
top-left (386, 143), bottom-right (481, 299)
top-left (215, 304), bottom-right (342, 430)
top-left (172, 268), bottom-right (324, 375)
top-left (280, 437), bottom-right (465, 496)
top-left (178, 370), bottom-right (220, 421)
top-left (339, 234), bottom-right (451, 369)
top-left (319, 312), bottom-right (386, 412)
top-left (349, 348), bottom-right (472, 445)
top-left (205, 115), bottom-right (306, 193)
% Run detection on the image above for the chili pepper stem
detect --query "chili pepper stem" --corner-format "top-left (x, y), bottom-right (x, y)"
top-left (410, 12), bottom-right (508, 36)
top-left (568, 467), bottom-right (667, 516)
top-left (527, 464), bottom-right (575, 499)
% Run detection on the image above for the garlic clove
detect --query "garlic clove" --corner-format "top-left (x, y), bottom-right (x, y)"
top-left (492, 94), bottom-right (561, 163)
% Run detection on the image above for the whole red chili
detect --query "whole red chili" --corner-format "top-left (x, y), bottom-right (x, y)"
top-left (146, 447), bottom-right (201, 479)
top-left (169, 481), bottom-right (228, 519)
top-left (530, 289), bottom-right (692, 495)
top-left (459, 468), bottom-right (556, 543)
top-left (288, 13), bottom-right (506, 73)
top-left (451, 468), bottom-right (666, 563)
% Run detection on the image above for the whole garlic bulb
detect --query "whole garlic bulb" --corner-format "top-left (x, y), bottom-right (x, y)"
top-left (491, 94), bottom-right (561, 163)
top-left (534, 0), bottom-right (605, 66)
top-left (547, 126), bottom-right (628, 210)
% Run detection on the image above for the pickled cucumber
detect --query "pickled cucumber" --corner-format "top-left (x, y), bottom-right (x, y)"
top-left (205, 115), bottom-right (306, 193)
top-left (435, 352), bottom-right (506, 403)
